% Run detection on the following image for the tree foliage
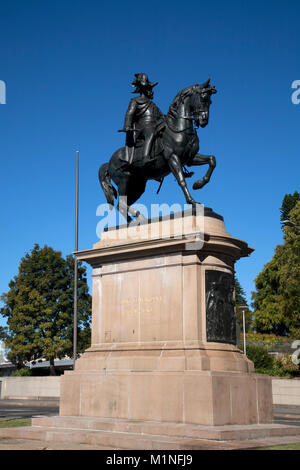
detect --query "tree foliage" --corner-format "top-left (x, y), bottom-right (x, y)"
top-left (0, 244), bottom-right (92, 373)
top-left (234, 276), bottom-right (253, 332)
top-left (280, 190), bottom-right (300, 223)
top-left (252, 196), bottom-right (300, 337)
top-left (246, 344), bottom-right (274, 370)
top-left (234, 276), bottom-right (248, 306)
top-left (0, 326), bottom-right (7, 341)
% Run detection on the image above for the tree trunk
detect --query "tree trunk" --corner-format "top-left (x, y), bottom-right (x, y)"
top-left (49, 357), bottom-right (56, 376)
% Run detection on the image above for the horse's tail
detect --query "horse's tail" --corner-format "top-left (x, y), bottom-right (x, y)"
top-left (98, 163), bottom-right (117, 206)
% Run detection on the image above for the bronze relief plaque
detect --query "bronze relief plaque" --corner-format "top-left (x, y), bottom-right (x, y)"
top-left (205, 270), bottom-right (236, 345)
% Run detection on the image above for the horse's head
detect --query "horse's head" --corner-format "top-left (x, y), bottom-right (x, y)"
top-left (190, 79), bottom-right (217, 128)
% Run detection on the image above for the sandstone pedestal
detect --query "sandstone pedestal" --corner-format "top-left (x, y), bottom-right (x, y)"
top-left (59, 208), bottom-right (273, 426)
top-left (3, 209), bottom-right (300, 449)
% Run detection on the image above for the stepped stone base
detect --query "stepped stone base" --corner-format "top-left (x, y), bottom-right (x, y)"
top-left (1, 416), bottom-right (300, 450)
top-left (0, 210), bottom-right (280, 449)
top-left (59, 369), bottom-right (272, 426)
top-left (58, 210), bottom-right (273, 428)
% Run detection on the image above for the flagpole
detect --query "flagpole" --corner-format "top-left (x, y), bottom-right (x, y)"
top-left (73, 150), bottom-right (79, 369)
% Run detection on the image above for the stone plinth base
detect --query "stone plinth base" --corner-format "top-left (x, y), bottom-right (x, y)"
top-left (1, 416), bottom-right (300, 450)
top-left (60, 209), bottom-right (272, 428)
top-left (60, 209), bottom-right (273, 426)
top-left (0, 211), bottom-right (290, 448)
top-left (60, 369), bottom-right (272, 426)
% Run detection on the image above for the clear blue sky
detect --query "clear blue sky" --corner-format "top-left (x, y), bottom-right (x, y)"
top-left (0, 0), bottom-right (299, 326)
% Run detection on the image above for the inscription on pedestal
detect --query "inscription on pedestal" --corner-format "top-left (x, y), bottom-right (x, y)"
top-left (121, 296), bottom-right (162, 314)
top-left (205, 270), bottom-right (236, 345)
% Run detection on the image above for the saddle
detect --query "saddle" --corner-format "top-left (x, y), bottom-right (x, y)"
top-left (123, 119), bottom-right (166, 167)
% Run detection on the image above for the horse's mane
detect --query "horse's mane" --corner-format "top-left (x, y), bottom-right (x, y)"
top-left (167, 84), bottom-right (199, 118)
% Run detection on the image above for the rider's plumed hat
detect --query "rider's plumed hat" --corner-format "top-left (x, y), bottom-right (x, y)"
top-left (132, 73), bottom-right (158, 93)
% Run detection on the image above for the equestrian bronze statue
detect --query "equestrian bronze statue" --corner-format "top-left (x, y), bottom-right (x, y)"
top-left (99, 73), bottom-right (217, 222)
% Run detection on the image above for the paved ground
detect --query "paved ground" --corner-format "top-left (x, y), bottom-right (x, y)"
top-left (1, 435), bottom-right (300, 451)
top-left (273, 405), bottom-right (300, 427)
top-left (0, 399), bottom-right (59, 419)
top-left (1, 401), bottom-right (300, 450)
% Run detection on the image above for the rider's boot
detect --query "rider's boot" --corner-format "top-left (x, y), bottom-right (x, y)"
top-left (142, 132), bottom-right (155, 164)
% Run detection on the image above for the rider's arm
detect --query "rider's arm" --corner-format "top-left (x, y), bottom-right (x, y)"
top-left (123, 99), bottom-right (137, 131)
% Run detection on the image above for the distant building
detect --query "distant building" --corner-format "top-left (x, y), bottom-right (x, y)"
top-left (26, 358), bottom-right (74, 374)
top-left (0, 341), bottom-right (15, 376)
top-left (0, 343), bottom-right (74, 376)
top-left (0, 341), bottom-right (8, 364)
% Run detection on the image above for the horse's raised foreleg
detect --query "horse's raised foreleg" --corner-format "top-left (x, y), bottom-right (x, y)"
top-left (168, 154), bottom-right (198, 205)
top-left (187, 154), bottom-right (216, 190)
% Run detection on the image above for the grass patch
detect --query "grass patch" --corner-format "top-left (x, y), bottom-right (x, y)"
top-left (0, 418), bottom-right (31, 428)
top-left (261, 442), bottom-right (300, 450)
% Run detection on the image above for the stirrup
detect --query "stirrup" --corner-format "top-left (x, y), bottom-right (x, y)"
top-left (183, 168), bottom-right (194, 178)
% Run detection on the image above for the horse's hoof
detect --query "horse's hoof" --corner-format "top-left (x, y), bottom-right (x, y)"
top-left (128, 213), bottom-right (148, 227)
top-left (193, 180), bottom-right (205, 190)
top-left (136, 213), bottom-right (148, 224)
top-left (186, 198), bottom-right (198, 206)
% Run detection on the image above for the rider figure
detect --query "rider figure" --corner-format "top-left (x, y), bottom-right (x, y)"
top-left (120, 73), bottom-right (165, 164)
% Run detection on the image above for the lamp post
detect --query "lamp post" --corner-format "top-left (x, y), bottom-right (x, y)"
top-left (73, 151), bottom-right (79, 369)
top-left (237, 306), bottom-right (247, 355)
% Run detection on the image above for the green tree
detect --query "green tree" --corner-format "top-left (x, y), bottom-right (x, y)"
top-left (280, 190), bottom-right (300, 223)
top-left (234, 276), bottom-right (248, 306)
top-left (278, 201), bottom-right (300, 337)
top-left (0, 326), bottom-right (7, 341)
top-left (0, 244), bottom-right (91, 374)
top-left (252, 198), bottom-right (300, 337)
top-left (234, 276), bottom-right (253, 332)
top-left (246, 344), bottom-right (274, 370)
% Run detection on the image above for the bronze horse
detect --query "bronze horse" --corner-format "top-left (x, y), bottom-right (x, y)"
top-left (99, 79), bottom-right (217, 222)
